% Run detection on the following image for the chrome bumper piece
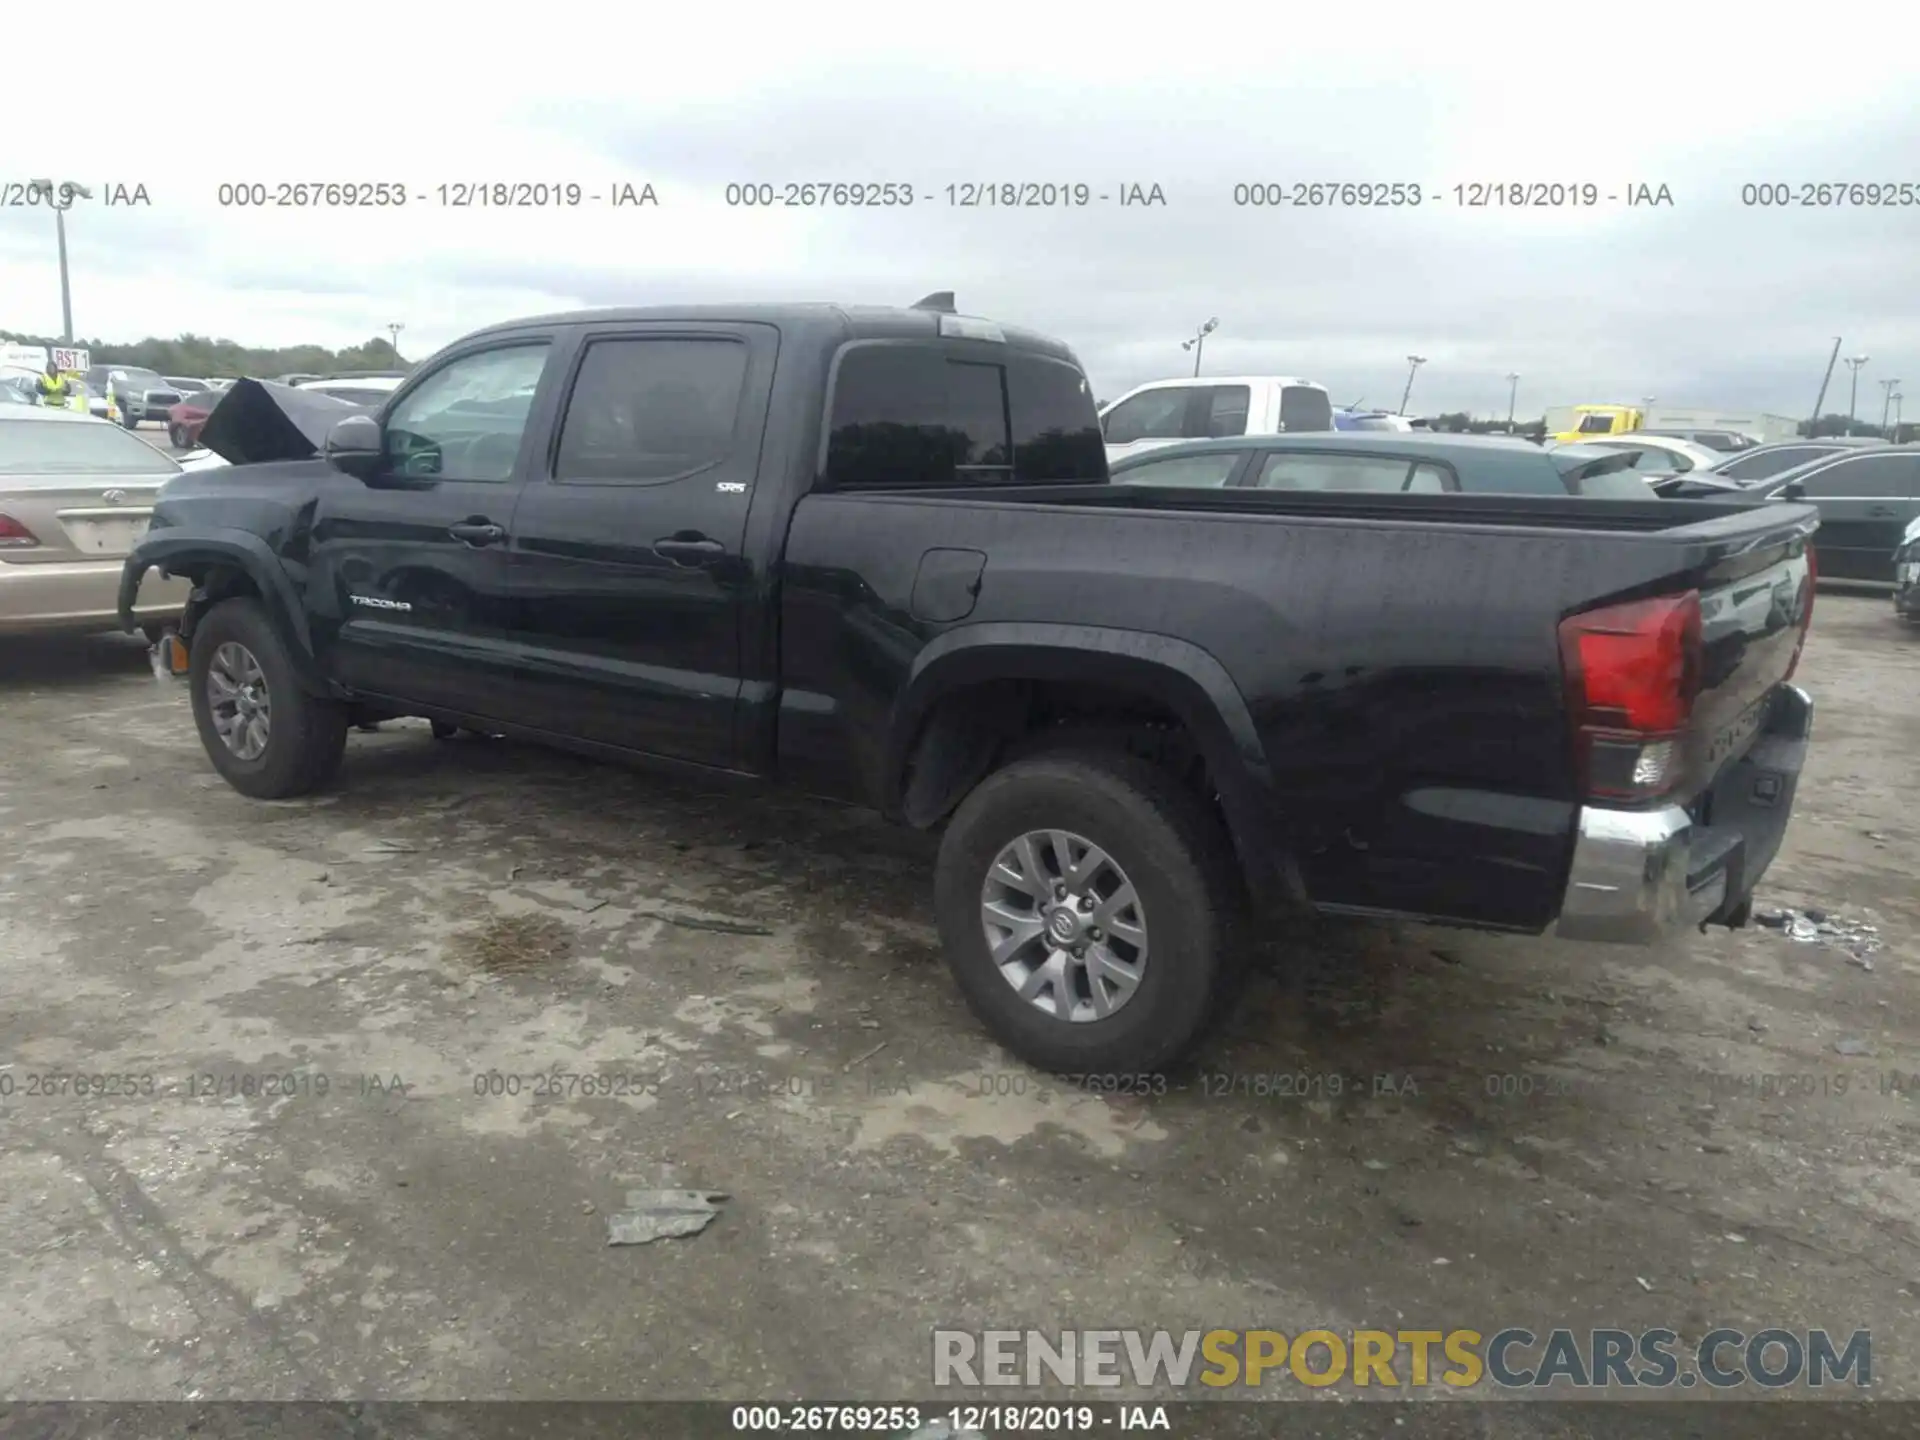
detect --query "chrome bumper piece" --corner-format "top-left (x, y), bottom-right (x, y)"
top-left (1555, 685), bottom-right (1813, 944)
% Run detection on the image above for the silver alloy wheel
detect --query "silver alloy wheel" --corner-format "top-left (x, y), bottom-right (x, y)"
top-left (206, 641), bottom-right (272, 761)
top-left (979, 828), bottom-right (1149, 1022)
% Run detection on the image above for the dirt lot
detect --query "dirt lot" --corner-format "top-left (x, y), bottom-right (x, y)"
top-left (2, 593), bottom-right (1917, 1420)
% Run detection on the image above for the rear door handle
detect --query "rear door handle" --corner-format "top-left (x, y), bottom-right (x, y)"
top-left (1868, 506), bottom-right (1898, 517)
top-left (654, 534), bottom-right (725, 566)
top-left (448, 521), bottom-right (506, 546)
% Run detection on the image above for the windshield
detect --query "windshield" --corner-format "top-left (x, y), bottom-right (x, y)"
top-left (0, 416), bottom-right (182, 474)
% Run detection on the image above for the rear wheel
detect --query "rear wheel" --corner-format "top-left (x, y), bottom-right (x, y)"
top-left (933, 749), bottom-right (1244, 1074)
top-left (188, 597), bottom-right (348, 798)
top-left (168, 425), bottom-right (187, 448)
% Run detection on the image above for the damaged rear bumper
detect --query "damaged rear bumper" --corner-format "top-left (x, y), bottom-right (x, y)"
top-left (1554, 684), bottom-right (1813, 944)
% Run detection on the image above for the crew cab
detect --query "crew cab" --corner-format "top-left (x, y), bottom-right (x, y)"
top-left (1099, 376), bottom-right (1333, 464)
top-left (120, 298), bottom-right (1820, 1074)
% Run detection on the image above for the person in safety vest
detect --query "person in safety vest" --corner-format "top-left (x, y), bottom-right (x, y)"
top-left (34, 361), bottom-right (73, 409)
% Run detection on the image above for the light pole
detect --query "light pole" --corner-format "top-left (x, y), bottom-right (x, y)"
top-left (1844, 354), bottom-right (1870, 435)
top-left (1642, 395), bottom-right (1657, 422)
top-left (1505, 372), bottom-right (1519, 432)
top-left (387, 322), bottom-right (405, 361)
top-left (1894, 392), bottom-right (1905, 439)
top-left (1882, 378), bottom-right (1901, 434)
top-left (1181, 317), bottom-right (1218, 378)
top-left (1399, 355), bottom-right (1426, 415)
top-left (28, 178), bottom-right (93, 344)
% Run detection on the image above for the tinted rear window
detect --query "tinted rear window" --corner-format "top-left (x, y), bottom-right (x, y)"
top-left (0, 417), bottom-right (182, 475)
top-left (1717, 446), bottom-right (1830, 482)
top-left (1279, 385), bottom-right (1332, 432)
top-left (826, 343), bottom-right (1102, 488)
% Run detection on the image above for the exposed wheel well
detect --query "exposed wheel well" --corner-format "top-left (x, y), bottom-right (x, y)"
top-left (898, 679), bottom-right (1216, 832)
top-left (178, 565), bottom-right (262, 638)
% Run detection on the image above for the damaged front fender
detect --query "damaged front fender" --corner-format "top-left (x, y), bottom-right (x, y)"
top-left (118, 527), bottom-right (337, 696)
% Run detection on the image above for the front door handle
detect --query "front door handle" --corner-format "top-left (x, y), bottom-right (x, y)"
top-left (448, 521), bottom-right (506, 547)
top-left (654, 534), bottom-right (725, 566)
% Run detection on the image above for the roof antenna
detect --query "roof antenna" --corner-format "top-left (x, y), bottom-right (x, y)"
top-left (910, 291), bottom-right (956, 313)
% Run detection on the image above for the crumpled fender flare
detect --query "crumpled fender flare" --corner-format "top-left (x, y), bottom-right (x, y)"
top-left (118, 527), bottom-right (331, 694)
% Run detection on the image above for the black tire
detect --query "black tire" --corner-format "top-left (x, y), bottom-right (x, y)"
top-left (187, 597), bottom-right (348, 799)
top-left (168, 425), bottom-right (186, 448)
top-left (121, 410), bottom-right (139, 430)
top-left (429, 720), bottom-right (458, 740)
top-left (934, 749), bottom-right (1245, 1074)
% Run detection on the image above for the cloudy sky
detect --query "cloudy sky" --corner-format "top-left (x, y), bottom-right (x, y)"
top-left (6, 3), bottom-right (1918, 420)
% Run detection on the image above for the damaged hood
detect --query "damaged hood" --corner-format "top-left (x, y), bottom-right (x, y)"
top-left (198, 378), bottom-right (373, 465)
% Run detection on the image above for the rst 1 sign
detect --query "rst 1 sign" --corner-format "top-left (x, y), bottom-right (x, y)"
top-left (52, 347), bottom-right (90, 372)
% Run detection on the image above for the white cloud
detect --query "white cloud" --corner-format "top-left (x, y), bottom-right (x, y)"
top-left (4, 1), bottom-right (1917, 413)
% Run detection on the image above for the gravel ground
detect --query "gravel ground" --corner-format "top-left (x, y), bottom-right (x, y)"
top-left (1, 587), bottom-right (1916, 1426)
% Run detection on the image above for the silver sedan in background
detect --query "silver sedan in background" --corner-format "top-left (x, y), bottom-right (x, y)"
top-left (0, 408), bottom-right (190, 637)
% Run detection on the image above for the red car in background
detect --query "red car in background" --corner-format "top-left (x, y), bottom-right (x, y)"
top-left (167, 393), bottom-right (218, 448)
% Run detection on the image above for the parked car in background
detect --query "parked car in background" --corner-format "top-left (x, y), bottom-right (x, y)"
top-left (273, 372), bottom-right (322, 386)
top-left (1706, 438), bottom-right (1886, 485)
top-left (164, 376), bottom-right (211, 396)
top-left (1637, 427), bottom-right (1756, 453)
top-left (118, 297), bottom-right (1817, 1071)
top-left (1108, 433), bottom-right (1661, 498)
top-left (167, 392), bottom-right (220, 448)
top-left (1893, 514), bottom-right (1920, 622)
top-left (0, 408), bottom-right (190, 636)
top-left (1333, 410), bottom-right (1414, 432)
top-left (1099, 376), bottom-right (1333, 464)
top-left (294, 375), bottom-right (405, 406)
top-left (83, 365), bottom-right (183, 429)
top-left (1551, 434), bottom-right (1724, 474)
top-left (1740, 448), bottom-right (1920, 583)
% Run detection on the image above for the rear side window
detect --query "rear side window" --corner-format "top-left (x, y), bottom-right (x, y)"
top-left (555, 338), bottom-right (748, 484)
top-left (1577, 414), bottom-right (1616, 434)
top-left (1197, 385), bottom-right (1251, 438)
top-left (1256, 452), bottom-right (1448, 492)
top-left (1101, 386), bottom-right (1187, 445)
top-left (1717, 446), bottom-right (1826, 482)
top-left (1279, 385), bottom-right (1333, 432)
top-left (1113, 452), bottom-right (1242, 487)
top-left (826, 344), bottom-right (1102, 489)
top-left (1798, 454), bottom-right (1920, 498)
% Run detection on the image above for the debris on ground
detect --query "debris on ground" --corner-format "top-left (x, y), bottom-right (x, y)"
top-left (1756, 906), bottom-right (1881, 964)
top-left (633, 908), bottom-right (772, 936)
top-left (1834, 1037), bottom-right (1872, 1057)
top-left (451, 913), bottom-right (575, 975)
top-left (606, 1189), bottom-right (728, 1246)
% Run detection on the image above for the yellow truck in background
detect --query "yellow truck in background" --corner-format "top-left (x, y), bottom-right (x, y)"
top-left (1548, 404), bottom-right (1644, 443)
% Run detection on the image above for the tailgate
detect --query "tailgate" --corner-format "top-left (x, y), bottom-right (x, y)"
top-left (1682, 520), bottom-right (1815, 800)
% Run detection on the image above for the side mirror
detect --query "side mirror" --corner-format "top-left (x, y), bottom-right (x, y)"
top-left (1779, 481), bottom-right (1805, 501)
top-left (324, 414), bottom-right (384, 480)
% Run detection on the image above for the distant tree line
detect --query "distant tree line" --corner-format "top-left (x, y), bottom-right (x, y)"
top-left (0, 329), bottom-right (411, 379)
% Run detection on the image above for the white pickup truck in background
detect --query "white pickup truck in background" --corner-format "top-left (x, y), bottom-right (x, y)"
top-left (1098, 375), bottom-right (1334, 464)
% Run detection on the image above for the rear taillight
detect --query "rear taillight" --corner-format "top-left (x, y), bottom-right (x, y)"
top-left (0, 513), bottom-right (39, 549)
top-left (1783, 546), bottom-right (1815, 683)
top-left (1559, 591), bottom-right (1703, 802)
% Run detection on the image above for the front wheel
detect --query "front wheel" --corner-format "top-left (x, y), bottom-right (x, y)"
top-left (188, 597), bottom-right (348, 798)
top-left (933, 749), bottom-right (1244, 1074)
top-left (121, 410), bottom-right (139, 429)
top-left (168, 425), bottom-right (187, 448)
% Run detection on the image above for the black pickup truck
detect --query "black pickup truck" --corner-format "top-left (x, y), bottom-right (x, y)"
top-left (121, 298), bottom-right (1820, 1073)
